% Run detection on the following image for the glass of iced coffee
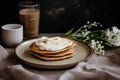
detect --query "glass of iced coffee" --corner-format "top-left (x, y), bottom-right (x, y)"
top-left (19, 1), bottom-right (40, 39)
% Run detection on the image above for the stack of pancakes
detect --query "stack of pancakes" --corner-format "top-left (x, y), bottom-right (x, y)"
top-left (29, 37), bottom-right (77, 61)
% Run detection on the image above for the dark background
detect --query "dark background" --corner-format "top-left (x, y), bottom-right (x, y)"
top-left (0, 0), bottom-right (119, 33)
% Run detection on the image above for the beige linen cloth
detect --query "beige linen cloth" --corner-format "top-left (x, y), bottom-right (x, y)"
top-left (0, 45), bottom-right (120, 80)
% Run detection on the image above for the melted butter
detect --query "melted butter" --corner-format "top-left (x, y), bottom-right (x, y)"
top-left (35, 37), bottom-right (72, 51)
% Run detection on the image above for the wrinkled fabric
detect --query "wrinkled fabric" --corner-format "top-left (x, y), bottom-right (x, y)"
top-left (0, 45), bottom-right (120, 80)
top-left (0, 45), bottom-right (9, 61)
top-left (59, 62), bottom-right (120, 80)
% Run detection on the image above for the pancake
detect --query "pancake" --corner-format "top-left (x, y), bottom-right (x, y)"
top-left (32, 47), bottom-right (75, 57)
top-left (29, 36), bottom-right (77, 61)
top-left (31, 48), bottom-right (76, 61)
top-left (29, 37), bottom-right (77, 54)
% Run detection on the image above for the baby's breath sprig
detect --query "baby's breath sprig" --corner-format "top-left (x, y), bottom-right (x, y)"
top-left (72, 21), bottom-right (102, 36)
top-left (62, 21), bottom-right (120, 55)
top-left (62, 21), bottom-right (105, 55)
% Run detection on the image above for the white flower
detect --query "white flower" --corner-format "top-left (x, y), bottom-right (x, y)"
top-left (105, 29), bottom-right (113, 37)
top-left (82, 30), bottom-right (91, 37)
top-left (112, 26), bottom-right (120, 33)
top-left (105, 26), bottom-right (120, 47)
top-left (89, 40), bottom-right (105, 55)
top-left (91, 40), bottom-right (96, 46)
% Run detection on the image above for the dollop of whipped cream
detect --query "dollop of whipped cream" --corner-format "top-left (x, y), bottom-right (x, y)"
top-left (35, 36), bottom-right (72, 51)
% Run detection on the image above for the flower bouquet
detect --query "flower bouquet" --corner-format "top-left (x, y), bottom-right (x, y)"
top-left (62, 21), bottom-right (120, 55)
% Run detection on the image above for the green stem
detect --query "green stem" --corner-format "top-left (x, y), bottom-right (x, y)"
top-left (72, 26), bottom-right (84, 35)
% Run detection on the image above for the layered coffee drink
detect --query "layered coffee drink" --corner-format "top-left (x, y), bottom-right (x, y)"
top-left (19, 8), bottom-right (40, 38)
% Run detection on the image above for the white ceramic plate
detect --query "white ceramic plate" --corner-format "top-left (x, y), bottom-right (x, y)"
top-left (15, 39), bottom-right (93, 69)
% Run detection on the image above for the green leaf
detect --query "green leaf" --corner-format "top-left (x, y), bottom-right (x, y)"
top-left (89, 30), bottom-right (105, 38)
top-left (62, 28), bottom-right (74, 37)
top-left (68, 36), bottom-right (78, 40)
top-left (72, 33), bottom-right (83, 38)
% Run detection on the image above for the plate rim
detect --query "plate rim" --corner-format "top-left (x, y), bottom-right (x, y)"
top-left (15, 39), bottom-right (93, 69)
